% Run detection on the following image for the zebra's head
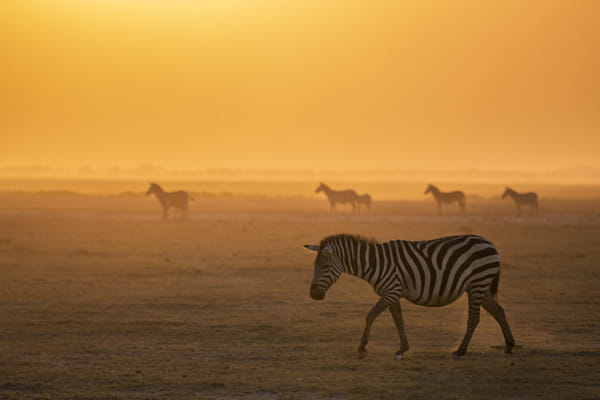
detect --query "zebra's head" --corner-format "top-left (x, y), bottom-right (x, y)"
top-left (304, 243), bottom-right (343, 300)
top-left (502, 187), bottom-right (512, 199)
top-left (146, 183), bottom-right (158, 196)
top-left (424, 184), bottom-right (435, 195)
top-left (315, 182), bottom-right (327, 194)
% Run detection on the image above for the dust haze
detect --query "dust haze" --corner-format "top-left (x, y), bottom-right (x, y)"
top-left (1, 180), bottom-right (599, 399)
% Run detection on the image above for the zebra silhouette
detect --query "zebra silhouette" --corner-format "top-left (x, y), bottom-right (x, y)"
top-left (424, 184), bottom-right (466, 215)
top-left (315, 182), bottom-right (359, 214)
top-left (502, 187), bottom-right (538, 216)
top-left (357, 193), bottom-right (372, 214)
top-left (146, 182), bottom-right (193, 220)
top-left (304, 234), bottom-right (514, 359)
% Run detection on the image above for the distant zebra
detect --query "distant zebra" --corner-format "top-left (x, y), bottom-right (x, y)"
top-left (357, 193), bottom-right (372, 214)
top-left (315, 182), bottom-right (359, 214)
top-left (146, 182), bottom-right (193, 220)
top-left (304, 234), bottom-right (514, 359)
top-left (424, 184), bottom-right (466, 214)
top-left (502, 187), bottom-right (538, 216)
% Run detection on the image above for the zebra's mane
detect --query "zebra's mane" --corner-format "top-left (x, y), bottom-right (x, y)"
top-left (320, 233), bottom-right (378, 248)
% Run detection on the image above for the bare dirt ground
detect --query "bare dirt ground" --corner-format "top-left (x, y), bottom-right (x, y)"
top-left (1, 192), bottom-right (599, 399)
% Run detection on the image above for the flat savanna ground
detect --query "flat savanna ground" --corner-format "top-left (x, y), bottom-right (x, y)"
top-left (1, 193), bottom-right (599, 399)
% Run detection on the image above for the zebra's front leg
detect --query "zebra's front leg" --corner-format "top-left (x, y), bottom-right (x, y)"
top-left (453, 290), bottom-right (482, 358)
top-left (389, 302), bottom-right (410, 359)
top-left (357, 296), bottom-right (394, 359)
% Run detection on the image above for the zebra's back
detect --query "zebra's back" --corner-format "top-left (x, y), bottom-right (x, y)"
top-left (387, 235), bottom-right (500, 306)
top-left (164, 191), bottom-right (190, 208)
top-left (521, 192), bottom-right (538, 204)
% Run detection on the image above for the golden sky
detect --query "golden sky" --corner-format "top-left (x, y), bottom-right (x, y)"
top-left (1, 0), bottom-right (599, 172)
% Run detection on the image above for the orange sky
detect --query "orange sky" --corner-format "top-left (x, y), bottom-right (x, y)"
top-left (1, 0), bottom-right (599, 172)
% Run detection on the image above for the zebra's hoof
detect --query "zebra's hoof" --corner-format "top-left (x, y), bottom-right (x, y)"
top-left (394, 354), bottom-right (403, 360)
top-left (357, 351), bottom-right (367, 360)
top-left (451, 351), bottom-right (462, 359)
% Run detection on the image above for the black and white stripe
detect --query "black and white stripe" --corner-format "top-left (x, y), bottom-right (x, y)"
top-left (304, 234), bottom-right (515, 359)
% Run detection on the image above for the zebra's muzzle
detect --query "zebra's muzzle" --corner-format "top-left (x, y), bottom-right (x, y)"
top-left (310, 284), bottom-right (325, 300)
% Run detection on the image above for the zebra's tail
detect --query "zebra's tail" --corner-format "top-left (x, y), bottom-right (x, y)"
top-left (490, 271), bottom-right (500, 300)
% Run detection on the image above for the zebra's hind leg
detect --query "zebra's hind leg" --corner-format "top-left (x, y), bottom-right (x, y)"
top-left (482, 293), bottom-right (515, 354)
top-left (389, 302), bottom-right (409, 359)
top-left (453, 290), bottom-right (483, 358)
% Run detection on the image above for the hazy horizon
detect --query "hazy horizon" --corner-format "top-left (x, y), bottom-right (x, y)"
top-left (1, 163), bottom-right (600, 184)
top-left (1, 163), bottom-right (600, 201)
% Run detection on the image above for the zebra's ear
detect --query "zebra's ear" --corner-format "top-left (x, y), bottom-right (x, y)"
top-left (304, 244), bottom-right (320, 252)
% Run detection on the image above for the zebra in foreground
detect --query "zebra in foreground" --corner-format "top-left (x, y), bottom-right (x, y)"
top-left (424, 184), bottom-right (466, 214)
top-left (304, 234), bottom-right (514, 359)
top-left (315, 182), bottom-right (359, 214)
top-left (146, 182), bottom-right (193, 220)
top-left (502, 187), bottom-right (538, 216)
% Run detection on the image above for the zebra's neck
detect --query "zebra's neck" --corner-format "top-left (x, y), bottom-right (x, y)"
top-left (337, 239), bottom-right (402, 297)
top-left (328, 237), bottom-right (393, 284)
top-left (152, 187), bottom-right (168, 203)
top-left (320, 186), bottom-right (332, 195)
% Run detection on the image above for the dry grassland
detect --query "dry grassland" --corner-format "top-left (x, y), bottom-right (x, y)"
top-left (1, 193), bottom-right (599, 399)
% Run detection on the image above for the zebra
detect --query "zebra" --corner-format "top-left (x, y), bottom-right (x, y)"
top-left (315, 182), bottom-right (359, 214)
top-left (357, 193), bottom-right (372, 214)
top-left (304, 233), bottom-right (514, 359)
top-left (424, 184), bottom-right (466, 215)
top-left (502, 187), bottom-right (538, 216)
top-left (146, 182), bottom-right (193, 220)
